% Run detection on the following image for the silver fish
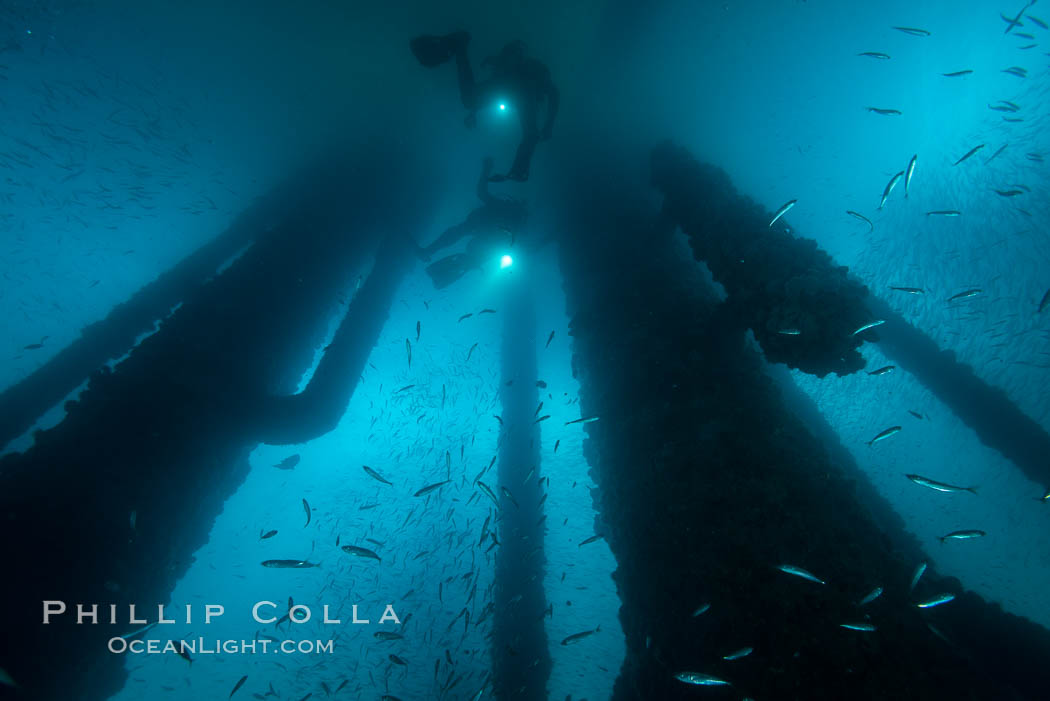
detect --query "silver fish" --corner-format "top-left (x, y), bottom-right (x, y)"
top-left (916, 593), bottom-right (955, 608)
top-left (906, 474), bottom-right (977, 494)
top-left (777, 564), bottom-right (825, 585)
top-left (414, 480), bottom-right (450, 497)
top-left (846, 210), bottom-right (873, 231)
top-left (261, 560), bottom-right (318, 568)
top-left (947, 289), bottom-right (981, 302)
top-left (342, 545), bottom-right (382, 561)
top-left (769, 199), bottom-right (797, 228)
top-left (675, 672), bottom-right (731, 686)
top-left (904, 154), bottom-right (917, 197)
top-left (840, 622), bottom-right (876, 631)
top-left (723, 647), bottom-right (753, 660)
top-left (909, 562), bottom-right (927, 591)
top-left (879, 171), bottom-right (904, 209)
top-left (867, 426), bottom-right (901, 445)
top-left (953, 144), bottom-right (984, 166)
top-left (938, 529), bottom-right (985, 543)
top-left (691, 603), bottom-right (711, 617)
top-left (852, 319), bottom-right (886, 336)
top-left (859, 587), bottom-right (883, 606)
top-left (560, 625), bottom-right (600, 645)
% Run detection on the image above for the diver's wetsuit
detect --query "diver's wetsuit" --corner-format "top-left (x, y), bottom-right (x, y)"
top-left (419, 158), bottom-right (524, 289)
top-left (412, 33), bottom-right (559, 182)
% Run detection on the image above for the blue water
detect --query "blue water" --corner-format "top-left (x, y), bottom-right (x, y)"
top-left (2, 0), bottom-right (1048, 698)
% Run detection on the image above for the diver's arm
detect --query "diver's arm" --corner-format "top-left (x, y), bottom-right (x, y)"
top-left (540, 82), bottom-right (559, 140)
top-left (477, 157), bottom-right (495, 204)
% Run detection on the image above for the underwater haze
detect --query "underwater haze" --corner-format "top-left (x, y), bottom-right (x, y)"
top-left (1, 0), bottom-right (1049, 700)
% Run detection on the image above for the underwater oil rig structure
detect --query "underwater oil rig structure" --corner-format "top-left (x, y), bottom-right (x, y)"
top-left (2, 136), bottom-right (1050, 701)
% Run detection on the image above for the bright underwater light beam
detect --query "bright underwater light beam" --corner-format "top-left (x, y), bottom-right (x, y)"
top-left (500, 254), bottom-right (513, 269)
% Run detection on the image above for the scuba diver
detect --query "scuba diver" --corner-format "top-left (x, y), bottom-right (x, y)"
top-left (418, 156), bottom-right (526, 289)
top-left (410, 31), bottom-right (559, 182)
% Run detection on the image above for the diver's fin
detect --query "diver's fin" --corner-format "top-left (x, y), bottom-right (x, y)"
top-left (410, 32), bottom-right (469, 67)
top-left (425, 254), bottom-right (471, 290)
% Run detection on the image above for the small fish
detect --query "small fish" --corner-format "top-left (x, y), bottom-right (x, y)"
top-left (545, 330), bottom-right (555, 348)
top-left (840, 622), bottom-right (876, 632)
top-left (261, 560), bottom-right (318, 568)
top-left (477, 480), bottom-right (499, 507)
top-left (458, 313), bottom-right (473, 322)
top-left (1039, 486), bottom-right (1050, 501)
top-left (534, 415), bottom-right (550, 424)
top-left (467, 342), bottom-right (478, 361)
top-left (1027, 14), bottom-right (1048, 29)
top-left (394, 384), bottom-right (415, 393)
top-left (302, 499), bottom-right (311, 527)
top-left (867, 426), bottom-right (901, 445)
top-left (554, 439), bottom-right (560, 453)
top-left (389, 654), bottom-right (408, 666)
top-left (916, 593), bottom-right (955, 608)
top-left (1038, 288), bottom-right (1050, 313)
top-left (536, 380), bottom-right (547, 388)
top-left (906, 474), bottom-right (977, 494)
top-left (879, 171), bottom-right (904, 208)
top-left (942, 70), bottom-right (973, 77)
top-left (260, 529), bottom-right (278, 540)
top-left (953, 144), bottom-right (984, 165)
top-left (846, 210), bottom-right (873, 231)
top-left (994, 189), bottom-right (1023, 197)
top-left (859, 587), bottom-right (883, 606)
top-left (857, 51), bottom-right (891, 59)
top-left (987, 103), bottom-right (1018, 112)
top-left (414, 480), bottom-right (450, 497)
top-left (777, 564), bottom-right (825, 585)
top-left (691, 603), bottom-right (711, 617)
top-left (722, 647), bottom-right (753, 660)
top-left (565, 416), bottom-right (600, 426)
top-left (778, 329), bottom-right (801, 336)
top-left (1002, 9), bottom-right (1026, 33)
top-left (939, 529), bottom-right (985, 543)
top-left (852, 319), bottom-right (886, 336)
top-left (674, 672), bottom-right (731, 686)
top-left (910, 562), bottom-right (927, 591)
top-left (561, 625), bottom-right (600, 645)
top-left (416, 321), bottom-right (420, 341)
top-left (889, 286), bottom-right (924, 294)
top-left (904, 154), bottom-right (917, 197)
top-left (342, 545), bottom-right (382, 561)
top-left (908, 410), bottom-right (924, 420)
top-left (230, 675), bottom-right (248, 698)
top-left (946, 289), bottom-right (981, 302)
top-left (274, 455), bottom-right (300, 470)
top-left (1002, 66), bottom-right (1027, 77)
top-left (926, 210), bottom-right (960, 217)
top-left (868, 365), bottom-right (895, 376)
top-left (868, 107), bottom-right (902, 115)
top-left (406, 339), bottom-right (412, 368)
top-left (579, 534), bottom-right (604, 547)
top-left (892, 26), bottom-right (930, 36)
top-left (493, 415), bottom-right (503, 425)
top-left (479, 308), bottom-right (496, 314)
top-left (363, 465), bottom-right (393, 485)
